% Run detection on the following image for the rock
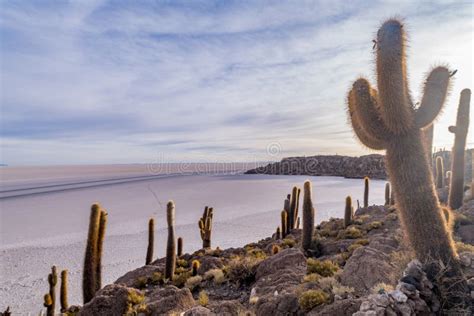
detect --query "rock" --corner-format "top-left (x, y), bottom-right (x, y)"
top-left (115, 265), bottom-right (163, 288)
top-left (183, 306), bottom-right (213, 316)
top-left (256, 248), bottom-right (306, 280)
top-left (389, 290), bottom-right (408, 303)
top-left (146, 286), bottom-right (195, 315)
top-left (340, 246), bottom-right (399, 295)
top-left (197, 256), bottom-right (224, 275)
top-left (211, 300), bottom-right (247, 315)
top-left (308, 298), bottom-right (362, 315)
top-left (78, 284), bottom-right (144, 316)
top-left (457, 225), bottom-right (474, 244)
top-left (254, 293), bottom-right (299, 316)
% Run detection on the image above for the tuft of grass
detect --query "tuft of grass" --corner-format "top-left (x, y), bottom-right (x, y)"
top-left (247, 248), bottom-right (267, 260)
top-left (282, 238), bottom-right (296, 248)
top-left (225, 256), bottom-right (262, 286)
top-left (204, 269), bottom-right (225, 284)
top-left (337, 226), bottom-right (364, 239)
top-left (172, 271), bottom-right (191, 288)
top-left (370, 282), bottom-right (394, 294)
top-left (386, 213), bottom-right (398, 221)
top-left (136, 276), bottom-right (148, 289)
top-left (198, 290), bottom-right (209, 307)
top-left (355, 238), bottom-right (369, 246)
top-left (366, 221), bottom-right (383, 231)
top-left (185, 275), bottom-right (202, 291)
top-left (332, 285), bottom-right (355, 296)
top-left (176, 258), bottom-right (188, 268)
top-left (307, 259), bottom-right (339, 277)
top-left (347, 243), bottom-right (362, 253)
top-left (303, 273), bottom-right (320, 283)
top-left (318, 277), bottom-right (339, 291)
top-left (455, 241), bottom-right (474, 253)
top-left (298, 290), bottom-right (330, 311)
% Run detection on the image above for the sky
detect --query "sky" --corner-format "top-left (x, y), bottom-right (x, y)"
top-left (0, 0), bottom-right (473, 166)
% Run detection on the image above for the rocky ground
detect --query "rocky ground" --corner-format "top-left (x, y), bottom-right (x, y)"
top-left (66, 198), bottom-right (474, 315)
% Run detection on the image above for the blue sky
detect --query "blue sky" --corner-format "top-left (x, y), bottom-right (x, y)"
top-left (1, 0), bottom-right (472, 165)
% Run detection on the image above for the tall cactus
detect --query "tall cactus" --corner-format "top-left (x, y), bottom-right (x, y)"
top-left (83, 204), bottom-right (100, 304)
top-left (294, 188), bottom-right (301, 227)
top-left (275, 226), bottom-right (281, 240)
top-left (60, 270), bottom-right (68, 313)
top-left (346, 19), bottom-right (458, 270)
top-left (448, 89), bottom-right (471, 209)
top-left (384, 183), bottom-right (390, 206)
top-left (435, 156), bottom-right (445, 189)
top-left (46, 266), bottom-right (57, 316)
top-left (198, 206), bottom-right (213, 248)
top-left (344, 196), bottom-right (353, 228)
top-left (177, 237), bottom-right (183, 257)
top-left (146, 218), bottom-right (154, 265)
top-left (165, 201), bottom-right (176, 280)
top-left (288, 187), bottom-right (298, 230)
top-left (96, 210), bottom-right (107, 292)
top-left (363, 177), bottom-right (369, 208)
top-left (281, 210), bottom-right (288, 238)
top-left (302, 181), bottom-right (315, 251)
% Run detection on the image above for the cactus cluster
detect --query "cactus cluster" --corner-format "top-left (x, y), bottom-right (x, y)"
top-left (83, 204), bottom-right (107, 304)
top-left (448, 89), bottom-right (471, 209)
top-left (302, 181), bottom-right (315, 251)
top-left (286, 187), bottom-right (301, 232)
top-left (43, 266), bottom-right (57, 316)
top-left (346, 19), bottom-right (458, 268)
top-left (165, 201), bottom-right (176, 280)
top-left (199, 206), bottom-right (213, 249)
top-left (146, 218), bottom-right (155, 265)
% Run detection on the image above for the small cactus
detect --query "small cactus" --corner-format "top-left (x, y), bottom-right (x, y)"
top-left (177, 237), bottom-right (183, 257)
top-left (275, 227), bottom-right (281, 240)
top-left (82, 204), bottom-right (107, 304)
top-left (198, 206), bottom-right (213, 248)
top-left (435, 156), bottom-right (444, 189)
top-left (165, 201), bottom-right (176, 280)
top-left (448, 89), bottom-right (471, 209)
top-left (146, 218), bottom-right (154, 265)
top-left (302, 181), bottom-right (315, 251)
top-left (344, 196), bottom-right (353, 228)
top-left (60, 270), bottom-right (68, 312)
top-left (384, 183), bottom-right (390, 206)
top-left (192, 260), bottom-right (200, 276)
top-left (363, 177), bottom-right (369, 208)
top-left (281, 210), bottom-right (288, 238)
top-left (43, 294), bottom-right (53, 316)
top-left (272, 244), bottom-right (280, 255)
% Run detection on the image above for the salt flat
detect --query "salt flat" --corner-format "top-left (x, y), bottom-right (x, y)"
top-left (0, 165), bottom-right (385, 314)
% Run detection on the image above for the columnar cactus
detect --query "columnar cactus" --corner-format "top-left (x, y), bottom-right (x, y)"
top-left (177, 237), bottom-right (183, 257)
top-left (165, 201), bottom-right (176, 280)
top-left (294, 188), bottom-right (301, 227)
top-left (146, 218), bottom-right (154, 265)
top-left (435, 156), bottom-right (444, 189)
top-left (346, 19), bottom-right (458, 269)
top-left (60, 270), bottom-right (68, 313)
top-left (82, 204), bottom-right (105, 304)
top-left (46, 266), bottom-right (57, 316)
top-left (281, 210), bottom-right (288, 238)
top-left (363, 177), bottom-right (369, 208)
top-left (302, 181), bottom-right (315, 251)
top-left (43, 294), bottom-right (53, 316)
top-left (198, 206), bottom-right (213, 248)
top-left (96, 209), bottom-right (107, 293)
top-left (446, 171), bottom-right (452, 188)
top-left (448, 89), bottom-right (471, 209)
top-left (275, 226), bottom-right (281, 240)
top-left (344, 196), bottom-right (353, 228)
top-left (384, 183), bottom-right (390, 206)
top-left (288, 187), bottom-right (298, 230)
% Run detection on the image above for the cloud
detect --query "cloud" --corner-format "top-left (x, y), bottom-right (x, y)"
top-left (1, 0), bottom-right (472, 165)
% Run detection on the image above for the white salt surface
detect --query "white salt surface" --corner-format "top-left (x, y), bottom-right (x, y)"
top-left (0, 166), bottom-right (385, 314)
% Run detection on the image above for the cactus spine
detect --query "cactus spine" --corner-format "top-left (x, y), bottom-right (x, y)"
top-left (448, 89), bottom-right (471, 209)
top-left (346, 19), bottom-right (458, 269)
top-left (199, 206), bottom-right (213, 248)
top-left (302, 181), bottom-right (315, 251)
top-left (177, 237), bottom-right (183, 257)
top-left (384, 183), bottom-right (390, 205)
top-left (146, 218), bottom-right (154, 265)
top-left (344, 196), bottom-right (353, 228)
top-left (435, 156), bottom-right (444, 189)
top-left (363, 177), bottom-right (369, 208)
top-left (165, 201), bottom-right (176, 280)
top-left (60, 270), bottom-right (68, 312)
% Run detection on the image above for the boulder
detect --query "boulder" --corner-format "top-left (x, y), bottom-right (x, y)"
top-left (115, 265), bottom-right (163, 288)
top-left (308, 298), bottom-right (363, 315)
top-left (183, 306), bottom-right (213, 316)
top-left (256, 248), bottom-right (306, 280)
top-left (211, 300), bottom-right (247, 315)
top-left (78, 284), bottom-right (144, 316)
top-left (146, 286), bottom-right (196, 315)
top-left (340, 246), bottom-right (399, 295)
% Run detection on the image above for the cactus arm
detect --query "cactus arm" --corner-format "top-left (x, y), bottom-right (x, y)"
top-left (351, 79), bottom-right (391, 142)
top-left (376, 19), bottom-right (414, 134)
top-left (415, 66), bottom-right (451, 129)
top-left (347, 89), bottom-right (386, 150)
